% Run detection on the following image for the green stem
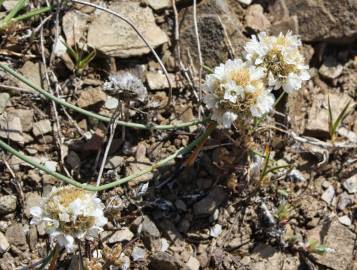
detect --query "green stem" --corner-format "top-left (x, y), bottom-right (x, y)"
top-left (0, 63), bottom-right (205, 130)
top-left (0, 123), bottom-right (216, 191)
top-left (13, 5), bottom-right (52, 22)
top-left (0, 0), bottom-right (27, 29)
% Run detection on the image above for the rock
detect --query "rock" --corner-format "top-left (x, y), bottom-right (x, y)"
top-left (0, 232), bottom-right (9, 254)
top-left (8, 109), bottom-right (34, 132)
top-left (141, 215), bottom-right (160, 250)
top-left (193, 186), bottom-right (227, 216)
top-left (0, 195), bottom-right (17, 214)
top-left (338, 215), bottom-right (351, 226)
top-left (87, 2), bottom-right (168, 57)
top-left (146, 72), bottom-right (177, 90)
top-left (268, 0), bottom-right (289, 23)
top-left (125, 157), bottom-right (154, 187)
top-left (209, 224), bottom-right (222, 238)
top-left (149, 252), bottom-right (189, 270)
top-left (186, 256), bottom-right (200, 270)
top-left (285, 0), bottom-right (357, 43)
top-left (24, 193), bottom-right (42, 218)
top-left (28, 226), bottom-right (38, 251)
top-left (32, 119), bottom-right (52, 137)
top-left (0, 113), bottom-right (24, 144)
top-left (147, 0), bottom-right (171, 10)
top-left (77, 88), bottom-right (106, 109)
top-left (18, 61), bottom-right (45, 93)
top-left (304, 92), bottom-right (354, 138)
top-left (337, 192), bottom-right (354, 210)
top-left (307, 219), bottom-right (355, 270)
top-left (288, 169), bottom-right (306, 182)
top-left (62, 10), bottom-right (89, 47)
top-left (321, 185), bottom-right (335, 205)
top-left (132, 246), bottom-right (146, 261)
top-left (104, 156), bottom-right (125, 170)
top-left (337, 127), bottom-right (357, 143)
top-left (270, 15), bottom-right (298, 35)
top-left (342, 174), bottom-right (357, 194)
top-left (238, 0), bottom-right (252, 5)
top-left (251, 249), bottom-right (300, 270)
top-left (65, 151), bottom-right (81, 171)
top-left (0, 93), bottom-right (10, 114)
top-left (245, 4), bottom-right (271, 31)
top-left (179, 0), bottom-right (247, 69)
top-left (2, 0), bottom-right (17, 11)
top-left (5, 223), bottom-right (27, 250)
top-left (319, 57), bottom-right (344, 80)
top-left (108, 227), bottom-right (134, 244)
top-left (104, 96), bottom-right (119, 110)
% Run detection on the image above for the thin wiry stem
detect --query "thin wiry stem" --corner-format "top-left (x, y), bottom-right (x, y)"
top-left (0, 63), bottom-right (205, 130)
top-left (70, 0), bottom-right (172, 108)
top-left (0, 123), bottom-right (216, 191)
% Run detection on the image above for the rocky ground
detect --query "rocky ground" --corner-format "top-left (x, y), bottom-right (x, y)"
top-left (0, 0), bottom-right (356, 269)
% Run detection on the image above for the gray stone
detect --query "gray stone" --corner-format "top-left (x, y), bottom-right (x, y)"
top-left (87, 2), bottom-right (168, 57)
top-left (338, 215), bottom-right (351, 226)
top-left (245, 4), bottom-right (271, 31)
top-left (141, 215), bottom-right (160, 250)
top-left (18, 61), bottom-right (45, 92)
top-left (0, 93), bottom-right (10, 114)
top-left (76, 88), bottom-right (106, 109)
top-left (186, 256), bottom-right (200, 270)
top-left (32, 119), bottom-right (52, 136)
top-left (9, 109), bottom-right (34, 132)
top-left (0, 113), bottom-right (24, 144)
top-left (28, 226), bottom-right (38, 251)
top-left (104, 96), bottom-right (119, 110)
top-left (270, 15), bottom-right (299, 35)
top-left (125, 156), bottom-right (154, 187)
top-left (342, 174), bottom-right (357, 194)
top-left (321, 185), bottom-right (335, 204)
top-left (307, 219), bottom-right (355, 270)
top-left (0, 195), bottom-right (17, 214)
top-left (179, 0), bottom-right (247, 69)
top-left (62, 10), bottom-right (89, 47)
top-left (193, 187), bottom-right (227, 216)
top-left (5, 223), bottom-right (27, 250)
top-left (24, 192), bottom-right (42, 218)
top-left (0, 232), bottom-right (9, 254)
top-left (337, 192), bottom-right (354, 210)
top-left (146, 72), bottom-right (177, 90)
top-left (285, 0), bottom-right (357, 43)
top-left (105, 156), bottom-right (125, 170)
top-left (132, 246), bottom-right (146, 261)
top-left (147, 0), bottom-right (171, 10)
top-left (149, 252), bottom-right (189, 270)
top-left (108, 228), bottom-right (134, 244)
top-left (319, 57), bottom-right (344, 80)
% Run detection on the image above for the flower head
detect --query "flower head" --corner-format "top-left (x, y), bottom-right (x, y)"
top-left (30, 186), bottom-right (107, 252)
top-left (244, 31), bottom-right (310, 93)
top-left (203, 59), bottom-right (275, 128)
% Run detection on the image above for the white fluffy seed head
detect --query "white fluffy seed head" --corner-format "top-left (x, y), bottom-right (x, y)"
top-left (30, 186), bottom-right (107, 253)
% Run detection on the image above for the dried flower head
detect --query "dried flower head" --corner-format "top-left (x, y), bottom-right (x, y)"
top-left (104, 72), bottom-right (147, 102)
top-left (244, 31), bottom-right (310, 93)
top-left (203, 59), bottom-right (275, 128)
top-left (30, 186), bottom-right (107, 252)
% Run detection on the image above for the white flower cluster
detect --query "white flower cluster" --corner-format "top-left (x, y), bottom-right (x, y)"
top-left (30, 186), bottom-right (107, 253)
top-left (203, 31), bottom-right (310, 128)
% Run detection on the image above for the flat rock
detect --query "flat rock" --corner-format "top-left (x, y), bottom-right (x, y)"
top-left (179, 0), bottom-right (247, 69)
top-left (342, 174), bottom-right (357, 194)
top-left (148, 0), bottom-right (171, 10)
top-left (307, 219), bottom-right (355, 270)
top-left (76, 88), bottom-right (106, 109)
top-left (125, 157), bottom-right (154, 187)
top-left (18, 61), bottom-right (45, 92)
top-left (0, 232), bottom-right (9, 254)
top-left (319, 57), bottom-right (344, 80)
top-left (245, 4), bottom-right (271, 31)
top-left (5, 223), bottom-right (27, 250)
top-left (338, 215), bottom-right (351, 226)
top-left (108, 227), bottom-right (134, 243)
top-left (62, 10), bottom-right (89, 47)
top-left (0, 93), bottom-right (10, 114)
top-left (141, 215), bottom-right (160, 250)
top-left (32, 119), bottom-right (52, 137)
top-left (321, 185), bottom-right (335, 205)
top-left (193, 186), bottom-right (227, 216)
top-left (304, 92), bottom-right (354, 138)
top-left (0, 195), bottom-right (17, 214)
top-left (8, 109), bottom-right (34, 132)
top-left (149, 252), bottom-right (190, 270)
top-left (285, 0), bottom-right (357, 43)
top-left (0, 112), bottom-right (24, 144)
top-left (87, 2), bottom-right (168, 57)
top-left (24, 193), bottom-right (42, 218)
top-left (270, 15), bottom-right (298, 35)
top-left (146, 72), bottom-right (177, 90)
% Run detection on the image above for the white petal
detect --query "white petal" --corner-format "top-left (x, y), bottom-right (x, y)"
top-left (283, 73), bottom-right (302, 93)
top-left (222, 111), bottom-right (238, 128)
